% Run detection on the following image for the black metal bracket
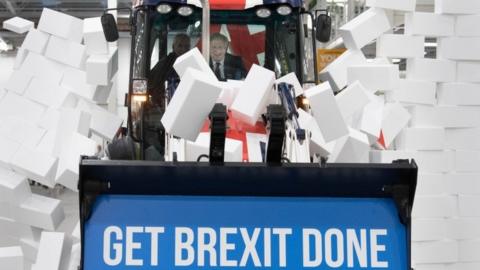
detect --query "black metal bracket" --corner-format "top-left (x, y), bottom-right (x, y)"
top-left (265, 104), bottom-right (287, 164)
top-left (383, 184), bottom-right (411, 225)
top-left (208, 103), bottom-right (228, 165)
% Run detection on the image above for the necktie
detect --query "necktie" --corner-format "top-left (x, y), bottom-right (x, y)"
top-left (214, 62), bottom-right (222, 80)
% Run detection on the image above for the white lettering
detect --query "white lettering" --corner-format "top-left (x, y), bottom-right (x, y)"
top-left (264, 228), bottom-right (272, 267)
top-left (302, 228), bottom-right (322, 267)
top-left (239, 228), bottom-right (261, 267)
top-left (145, 227), bottom-right (165, 266)
top-left (347, 229), bottom-right (367, 267)
top-left (220, 227), bottom-right (237, 266)
top-left (103, 226), bottom-right (123, 266)
top-left (175, 227), bottom-right (195, 266)
top-left (370, 229), bottom-right (388, 268)
top-left (325, 228), bottom-right (344, 268)
top-left (198, 227), bottom-right (217, 266)
top-left (273, 228), bottom-right (292, 267)
top-left (126, 227), bottom-right (143, 266)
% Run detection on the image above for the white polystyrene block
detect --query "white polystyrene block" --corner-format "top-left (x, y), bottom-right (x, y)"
top-left (412, 218), bottom-right (447, 241)
top-left (11, 145), bottom-right (58, 187)
top-left (414, 263), bottom-right (447, 270)
top-left (380, 102), bottom-right (410, 148)
top-left (435, 0), bottom-right (480, 15)
top-left (34, 232), bottom-right (65, 270)
top-left (38, 8), bottom-right (83, 43)
top-left (329, 128), bottom-right (370, 163)
top-left (446, 218), bottom-right (480, 240)
top-left (339, 8), bottom-right (392, 50)
top-left (304, 82), bottom-right (349, 143)
top-left (366, 0), bottom-right (415, 11)
top-left (84, 104), bottom-right (123, 141)
top-left (0, 135), bottom-right (21, 169)
top-left (85, 48), bottom-right (118, 85)
top-left (319, 50), bottom-right (367, 92)
top-left (216, 82), bottom-right (236, 108)
top-left (459, 195), bottom-right (480, 217)
top-left (276, 72), bottom-right (304, 97)
top-left (347, 64), bottom-right (399, 91)
top-left (67, 243), bottom-right (81, 270)
top-left (370, 150), bottom-right (452, 173)
top-left (0, 167), bottom-right (30, 204)
top-left (83, 17), bottom-right (108, 55)
top-left (409, 105), bottom-right (480, 128)
top-left (53, 108), bottom-right (91, 157)
top-left (56, 133), bottom-right (97, 191)
top-left (173, 47), bottom-right (217, 82)
top-left (335, 81), bottom-right (371, 121)
top-left (396, 127), bottom-right (445, 151)
top-left (445, 128), bottom-right (480, 151)
top-left (2, 17), bottom-right (33, 34)
top-left (0, 246), bottom-right (23, 270)
top-left (406, 58), bottom-right (456, 82)
top-left (297, 109), bottom-right (335, 157)
top-left (387, 79), bottom-right (436, 105)
top-left (0, 92), bottom-right (46, 124)
top-left (38, 108), bottom-right (60, 130)
top-left (438, 37), bottom-right (480, 61)
top-left (456, 15), bottom-right (480, 36)
top-left (45, 36), bottom-right (87, 68)
top-left (245, 133), bottom-right (267, 162)
top-left (35, 129), bottom-right (56, 157)
top-left (19, 52), bottom-right (65, 84)
top-left (72, 222), bottom-right (80, 242)
top-left (455, 151), bottom-right (480, 172)
top-left (0, 88), bottom-right (6, 100)
top-left (359, 94), bottom-right (384, 143)
top-left (231, 64), bottom-right (275, 125)
top-left (22, 29), bottom-right (50, 54)
top-left (5, 70), bottom-right (33, 95)
top-left (412, 195), bottom-right (457, 218)
top-left (24, 77), bottom-right (71, 108)
top-left (405, 12), bottom-right (455, 37)
top-left (457, 61), bottom-right (480, 82)
top-left (61, 67), bottom-right (112, 103)
top-left (162, 68), bottom-right (222, 141)
top-left (14, 194), bottom-right (64, 231)
top-left (438, 83), bottom-right (480, 106)
top-left (185, 133), bottom-right (243, 162)
top-left (446, 263), bottom-right (480, 270)
top-left (19, 237), bottom-right (39, 262)
top-left (0, 217), bottom-right (39, 245)
top-left (376, 34), bottom-right (425, 58)
top-left (416, 173), bottom-right (447, 195)
top-left (412, 241), bottom-right (458, 264)
top-left (13, 46), bottom-right (28, 70)
top-left (445, 173), bottom-right (480, 195)
top-left (458, 240), bottom-right (480, 262)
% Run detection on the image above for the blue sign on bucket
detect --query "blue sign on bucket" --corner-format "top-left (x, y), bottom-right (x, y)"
top-left (84, 195), bottom-right (407, 269)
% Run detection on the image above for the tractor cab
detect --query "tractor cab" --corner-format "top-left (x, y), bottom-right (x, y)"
top-left (105, 0), bottom-right (322, 160)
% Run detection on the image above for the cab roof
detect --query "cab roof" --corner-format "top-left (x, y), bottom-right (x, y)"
top-left (140, 0), bottom-right (303, 10)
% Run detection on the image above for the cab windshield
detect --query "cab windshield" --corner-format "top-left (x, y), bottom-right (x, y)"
top-left (130, 5), bottom-right (304, 160)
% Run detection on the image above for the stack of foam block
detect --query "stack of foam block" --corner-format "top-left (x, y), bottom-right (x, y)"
top-left (1, 8), bottom-right (122, 270)
top-left (367, 1), bottom-right (480, 269)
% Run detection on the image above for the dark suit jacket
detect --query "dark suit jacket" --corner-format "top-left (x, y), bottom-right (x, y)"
top-left (210, 53), bottom-right (247, 81)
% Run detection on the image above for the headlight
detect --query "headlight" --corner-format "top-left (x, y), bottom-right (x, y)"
top-left (177, 6), bottom-right (193, 16)
top-left (156, 3), bottom-right (172, 14)
top-left (277, 5), bottom-right (292, 16)
top-left (256, 8), bottom-right (271, 18)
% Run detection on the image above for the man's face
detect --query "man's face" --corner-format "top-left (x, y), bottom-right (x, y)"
top-left (210, 39), bottom-right (228, 62)
top-left (172, 37), bottom-right (190, 56)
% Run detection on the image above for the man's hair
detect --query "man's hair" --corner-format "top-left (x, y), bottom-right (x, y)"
top-left (210, 32), bottom-right (229, 45)
top-left (173, 33), bottom-right (191, 45)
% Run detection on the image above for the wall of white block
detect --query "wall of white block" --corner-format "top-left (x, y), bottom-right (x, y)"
top-left (0, 8), bottom-right (123, 270)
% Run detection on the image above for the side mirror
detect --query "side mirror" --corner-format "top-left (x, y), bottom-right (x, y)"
top-left (101, 13), bottom-right (119, 42)
top-left (315, 12), bottom-right (331, 43)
